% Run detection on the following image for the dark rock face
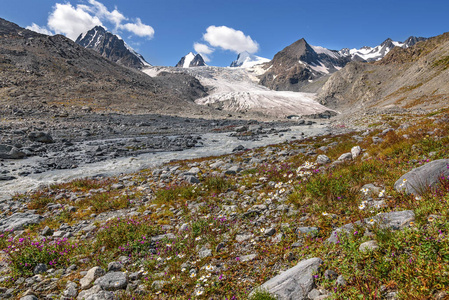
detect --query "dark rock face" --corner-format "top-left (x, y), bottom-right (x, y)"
top-left (259, 38), bottom-right (350, 92)
top-left (75, 26), bottom-right (150, 69)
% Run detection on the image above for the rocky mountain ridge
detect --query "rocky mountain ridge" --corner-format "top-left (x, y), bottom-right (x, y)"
top-left (230, 51), bottom-right (270, 68)
top-left (258, 36), bottom-right (427, 93)
top-left (317, 32), bottom-right (449, 112)
top-left (0, 18), bottom-right (211, 117)
top-left (75, 26), bottom-right (151, 70)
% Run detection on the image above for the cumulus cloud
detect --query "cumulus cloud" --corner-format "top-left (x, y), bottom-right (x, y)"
top-left (203, 26), bottom-right (259, 54)
top-left (120, 18), bottom-right (155, 39)
top-left (33, 1), bottom-right (154, 41)
top-left (26, 23), bottom-right (53, 36)
top-left (48, 3), bottom-right (102, 40)
top-left (193, 43), bottom-right (214, 62)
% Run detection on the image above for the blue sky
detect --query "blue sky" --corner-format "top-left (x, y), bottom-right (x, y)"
top-left (2, 0), bottom-right (449, 67)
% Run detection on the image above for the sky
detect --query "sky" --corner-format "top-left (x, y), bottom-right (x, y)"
top-left (2, 0), bottom-right (449, 67)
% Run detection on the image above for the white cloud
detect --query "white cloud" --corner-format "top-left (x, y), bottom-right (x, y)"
top-left (34, 1), bottom-right (154, 41)
top-left (194, 43), bottom-right (214, 62)
top-left (202, 26), bottom-right (259, 54)
top-left (120, 18), bottom-right (154, 39)
top-left (86, 0), bottom-right (127, 29)
top-left (26, 23), bottom-right (53, 36)
top-left (48, 3), bottom-right (102, 40)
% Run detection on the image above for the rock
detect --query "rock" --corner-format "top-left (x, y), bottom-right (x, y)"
top-left (77, 285), bottom-right (102, 300)
top-left (236, 233), bottom-right (252, 242)
top-left (41, 226), bottom-right (53, 236)
top-left (338, 153), bottom-right (353, 161)
top-left (359, 240), bottom-right (379, 252)
top-left (239, 254), bottom-right (257, 262)
top-left (297, 227), bottom-right (319, 237)
top-left (372, 136), bottom-right (383, 144)
top-left (33, 263), bottom-right (47, 274)
top-left (20, 296), bottom-right (38, 300)
top-left (107, 262), bottom-right (123, 272)
top-left (80, 267), bottom-right (106, 290)
top-left (324, 269), bottom-right (338, 280)
top-left (0, 212), bottom-right (43, 232)
top-left (327, 211), bottom-right (415, 243)
top-left (372, 210), bottom-right (415, 230)
top-left (28, 131), bottom-right (54, 143)
top-left (251, 257), bottom-right (323, 300)
top-left (111, 183), bottom-right (125, 190)
top-left (198, 248), bottom-right (212, 259)
top-left (0, 145), bottom-right (26, 159)
top-left (151, 280), bottom-right (168, 290)
top-left (264, 227), bottom-right (276, 236)
top-left (210, 160), bottom-right (225, 169)
top-left (351, 146), bottom-right (362, 159)
top-left (225, 166), bottom-right (243, 175)
top-left (187, 167), bottom-right (201, 175)
top-left (185, 175), bottom-right (200, 184)
top-left (94, 272), bottom-right (128, 291)
top-left (235, 126), bottom-right (248, 132)
top-left (394, 159), bottom-right (449, 195)
top-left (336, 275), bottom-right (347, 286)
top-left (63, 282), bottom-right (78, 298)
top-left (316, 155), bottom-right (331, 165)
top-left (232, 145), bottom-right (246, 152)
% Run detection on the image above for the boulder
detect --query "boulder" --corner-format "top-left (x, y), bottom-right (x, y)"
top-left (251, 257), bottom-right (323, 300)
top-left (80, 267), bottom-right (105, 290)
top-left (0, 212), bottom-right (43, 232)
top-left (0, 144), bottom-right (26, 159)
top-left (28, 131), bottom-right (54, 143)
top-left (359, 240), bottom-right (379, 252)
top-left (94, 272), bottom-right (128, 291)
top-left (338, 153), bottom-right (353, 161)
top-left (351, 146), bottom-right (362, 159)
top-left (316, 155), bottom-right (331, 165)
top-left (394, 159), bottom-right (449, 195)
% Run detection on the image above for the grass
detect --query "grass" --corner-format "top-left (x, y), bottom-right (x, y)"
top-left (3, 111), bottom-right (449, 298)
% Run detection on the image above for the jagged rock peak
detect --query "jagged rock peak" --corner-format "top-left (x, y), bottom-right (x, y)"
top-left (75, 26), bottom-right (151, 69)
top-left (175, 52), bottom-right (206, 68)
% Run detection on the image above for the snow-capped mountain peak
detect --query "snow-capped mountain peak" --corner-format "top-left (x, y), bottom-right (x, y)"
top-left (75, 26), bottom-right (151, 69)
top-left (230, 51), bottom-right (270, 68)
top-left (175, 52), bottom-right (206, 68)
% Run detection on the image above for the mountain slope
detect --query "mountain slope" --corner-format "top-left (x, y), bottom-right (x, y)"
top-left (259, 38), bottom-right (350, 92)
top-left (175, 52), bottom-right (206, 68)
top-left (317, 32), bottom-right (449, 111)
top-left (75, 26), bottom-right (151, 69)
top-left (230, 51), bottom-right (270, 68)
top-left (0, 18), bottom-right (209, 116)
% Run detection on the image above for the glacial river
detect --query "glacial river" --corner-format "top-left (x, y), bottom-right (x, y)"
top-left (0, 124), bottom-right (330, 200)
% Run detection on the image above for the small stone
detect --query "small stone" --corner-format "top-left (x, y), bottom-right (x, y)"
top-left (41, 226), bottom-right (53, 236)
top-left (107, 261), bottom-right (123, 272)
top-left (336, 275), bottom-right (347, 286)
top-left (239, 254), bottom-right (257, 262)
top-left (33, 263), bottom-right (47, 274)
top-left (359, 240), bottom-right (379, 252)
top-left (264, 227), bottom-right (276, 236)
top-left (324, 269), bottom-right (338, 280)
top-left (316, 154), bottom-right (331, 165)
top-left (198, 249), bottom-right (212, 259)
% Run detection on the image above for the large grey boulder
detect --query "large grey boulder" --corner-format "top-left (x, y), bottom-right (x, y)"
top-left (251, 257), bottom-right (323, 300)
top-left (316, 155), bottom-right (331, 165)
top-left (94, 272), bottom-right (128, 291)
top-left (77, 285), bottom-right (113, 300)
top-left (394, 159), bottom-right (449, 195)
top-left (0, 212), bottom-right (43, 232)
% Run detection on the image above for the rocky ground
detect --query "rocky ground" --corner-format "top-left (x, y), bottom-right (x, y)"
top-left (1, 109), bottom-right (449, 299)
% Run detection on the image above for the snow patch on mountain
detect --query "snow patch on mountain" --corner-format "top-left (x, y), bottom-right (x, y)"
top-left (230, 51), bottom-right (270, 68)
